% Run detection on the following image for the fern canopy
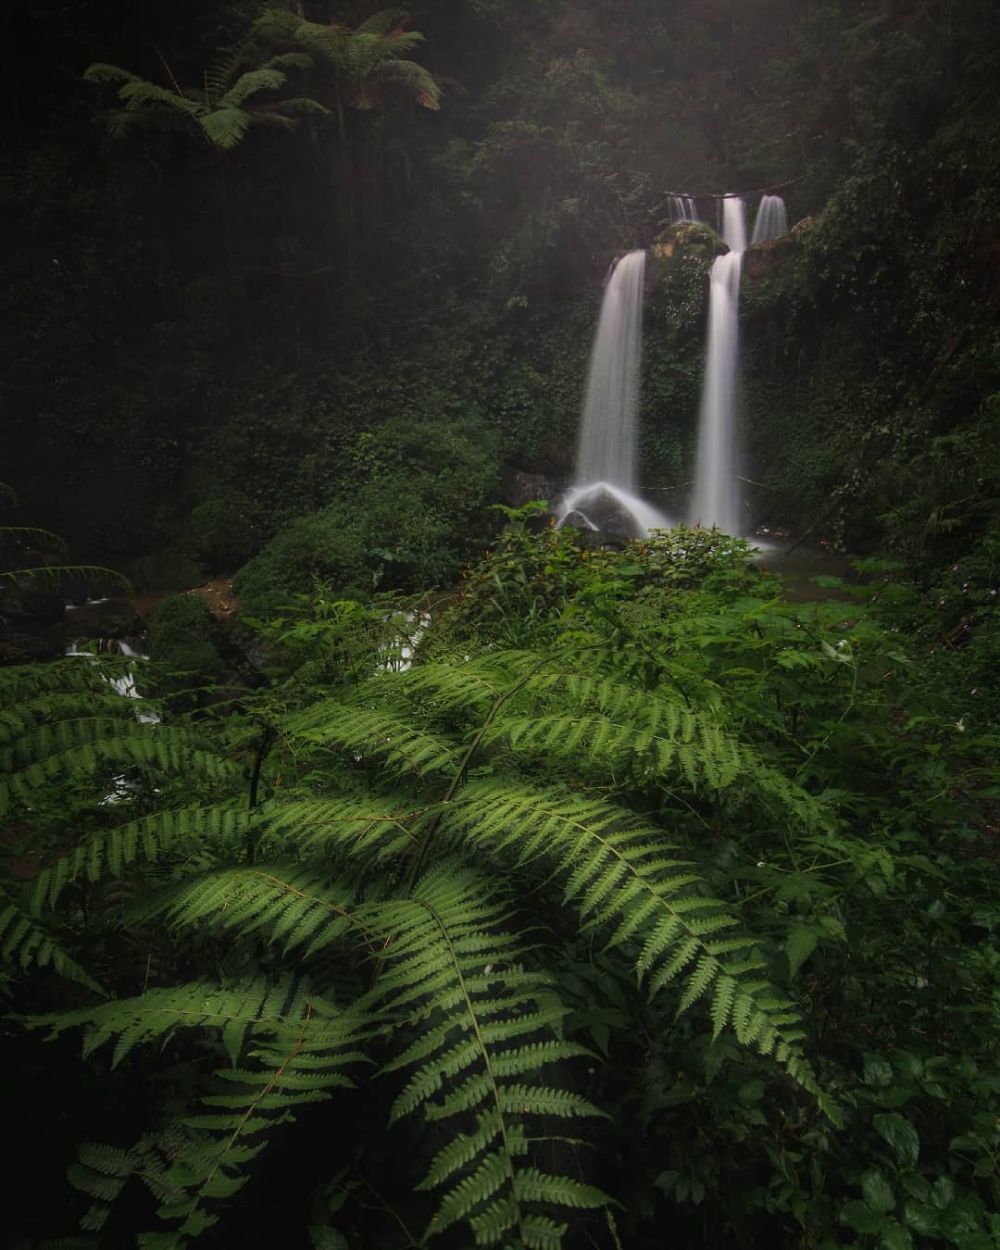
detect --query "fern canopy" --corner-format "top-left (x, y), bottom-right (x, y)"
top-left (4, 529), bottom-right (886, 1246)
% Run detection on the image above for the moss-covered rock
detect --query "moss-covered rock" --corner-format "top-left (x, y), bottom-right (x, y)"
top-left (648, 221), bottom-right (728, 278)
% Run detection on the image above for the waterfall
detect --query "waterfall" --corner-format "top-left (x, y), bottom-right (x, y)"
top-left (560, 251), bottom-right (670, 534)
top-left (575, 250), bottom-right (646, 489)
top-left (689, 197), bottom-right (747, 534)
top-left (689, 195), bottom-right (788, 534)
top-left (667, 195), bottom-right (699, 223)
top-left (752, 194), bottom-right (788, 244)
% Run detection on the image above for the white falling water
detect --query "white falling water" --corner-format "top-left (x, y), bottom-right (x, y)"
top-left (667, 195), bottom-right (700, 223)
top-left (751, 194), bottom-right (788, 245)
top-left (560, 251), bottom-right (670, 534)
top-left (575, 250), bottom-right (646, 489)
top-left (690, 197), bottom-right (747, 535)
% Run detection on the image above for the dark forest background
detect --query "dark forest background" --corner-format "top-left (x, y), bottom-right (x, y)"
top-left (3, 0), bottom-right (998, 597)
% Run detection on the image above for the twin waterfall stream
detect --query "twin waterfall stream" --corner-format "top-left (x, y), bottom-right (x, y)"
top-left (559, 195), bottom-right (788, 538)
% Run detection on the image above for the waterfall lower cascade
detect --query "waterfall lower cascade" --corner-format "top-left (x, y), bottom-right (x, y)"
top-left (689, 195), bottom-right (787, 534)
top-left (559, 249), bottom-right (670, 535)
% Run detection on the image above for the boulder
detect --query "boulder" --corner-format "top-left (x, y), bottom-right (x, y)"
top-left (501, 465), bottom-right (562, 509)
top-left (557, 486), bottom-right (646, 539)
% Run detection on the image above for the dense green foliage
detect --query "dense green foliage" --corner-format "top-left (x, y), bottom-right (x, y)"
top-left (0, 1), bottom-right (998, 1245)
top-left (3, 0), bottom-right (999, 577)
top-left (2, 519), bottom-right (996, 1247)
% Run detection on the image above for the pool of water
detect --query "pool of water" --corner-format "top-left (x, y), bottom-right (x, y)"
top-left (749, 539), bottom-right (856, 602)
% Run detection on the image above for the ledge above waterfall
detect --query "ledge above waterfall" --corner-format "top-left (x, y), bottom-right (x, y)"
top-left (647, 221), bottom-right (729, 290)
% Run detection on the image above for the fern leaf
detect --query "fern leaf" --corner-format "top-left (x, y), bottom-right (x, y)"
top-left (220, 68), bottom-right (287, 108)
top-left (438, 780), bottom-right (820, 1087)
top-left (28, 806), bottom-right (252, 914)
top-left (361, 864), bottom-right (607, 1245)
top-left (199, 106), bottom-right (251, 150)
top-left (259, 795), bottom-right (419, 862)
top-left (138, 866), bottom-right (372, 957)
top-left (0, 893), bottom-right (105, 993)
top-left (286, 700), bottom-right (458, 777)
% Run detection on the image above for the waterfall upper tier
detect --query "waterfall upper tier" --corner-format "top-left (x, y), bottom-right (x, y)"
top-left (751, 195), bottom-right (789, 245)
top-left (690, 197), bottom-right (747, 535)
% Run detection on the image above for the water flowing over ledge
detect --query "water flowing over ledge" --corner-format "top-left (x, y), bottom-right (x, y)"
top-left (560, 250), bottom-right (671, 535)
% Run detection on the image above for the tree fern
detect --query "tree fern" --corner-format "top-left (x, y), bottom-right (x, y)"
top-left (4, 620), bottom-right (843, 1244)
top-left (84, 50), bottom-right (326, 152)
top-left (253, 7), bottom-right (441, 112)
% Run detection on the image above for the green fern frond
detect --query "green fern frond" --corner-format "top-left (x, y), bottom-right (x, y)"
top-left (436, 781), bottom-right (823, 1092)
top-left (38, 981), bottom-right (369, 1243)
top-left (393, 655), bottom-right (504, 711)
top-left (137, 865), bottom-right (374, 959)
top-left (0, 892), bottom-right (105, 993)
top-left (366, 58), bottom-right (441, 109)
top-left (31, 977), bottom-right (306, 1063)
top-left (1, 715), bottom-right (164, 768)
top-left (253, 96), bottom-right (328, 120)
top-left (264, 51), bottom-right (314, 72)
top-left (198, 106), bottom-right (251, 150)
top-left (354, 8), bottom-right (412, 37)
top-left (0, 689), bottom-right (140, 747)
top-left (0, 659), bottom-right (110, 699)
top-left (0, 725), bottom-right (242, 818)
top-left (201, 52), bottom-right (241, 102)
top-left (82, 62), bottom-right (141, 86)
top-left (118, 80), bottom-right (201, 117)
top-left (361, 864), bottom-right (608, 1245)
top-left (28, 806), bottom-right (253, 914)
top-left (259, 795), bottom-right (420, 862)
top-left (0, 563), bottom-right (131, 591)
top-left (220, 67), bottom-right (287, 108)
top-left (285, 699), bottom-right (458, 777)
top-left (0, 525), bottom-right (69, 552)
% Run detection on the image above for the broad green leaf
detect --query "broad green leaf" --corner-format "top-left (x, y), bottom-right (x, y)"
top-left (786, 924), bottom-right (820, 976)
top-left (930, 1176), bottom-right (955, 1210)
top-left (861, 1168), bottom-right (896, 1215)
top-left (841, 1199), bottom-right (886, 1235)
top-left (880, 1219), bottom-right (913, 1250)
top-left (863, 1053), bottom-right (894, 1088)
top-left (903, 1200), bottom-right (940, 1236)
top-left (874, 1113), bottom-right (920, 1168)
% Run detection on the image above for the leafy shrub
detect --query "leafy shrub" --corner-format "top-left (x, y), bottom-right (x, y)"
top-left (234, 415), bottom-right (500, 615)
top-left (184, 487), bottom-right (266, 571)
top-left (147, 592), bottom-right (225, 699)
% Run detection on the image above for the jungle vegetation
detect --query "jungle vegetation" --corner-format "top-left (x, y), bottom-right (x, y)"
top-left (0, 1), bottom-right (997, 1248)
